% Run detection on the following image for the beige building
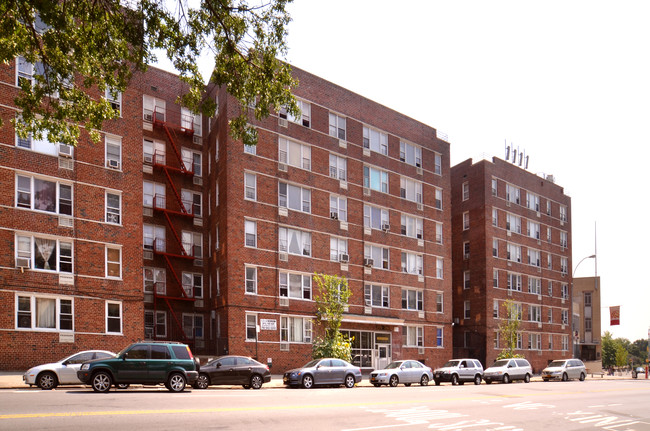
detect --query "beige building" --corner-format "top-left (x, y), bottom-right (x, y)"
top-left (573, 276), bottom-right (601, 361)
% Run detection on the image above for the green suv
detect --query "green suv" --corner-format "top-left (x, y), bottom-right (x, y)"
top-left (77, 342), bottom-right (199, 392)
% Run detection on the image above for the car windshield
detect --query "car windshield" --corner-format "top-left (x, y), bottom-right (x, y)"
top-left (442, 360), bottom-right (460, 367)
top-left (303, 360), bottom-right (320, 368)
top-left (548, 360), bottom-right (566, 367)
top-left (385, 361), bottom-right (402, 369)
top-left (491, 360), bottom-right (510, 368)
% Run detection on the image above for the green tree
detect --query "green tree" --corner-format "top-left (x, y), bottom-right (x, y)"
top-left (601, 331), bottom-right (616, 368)
top-left (311, 273), bottom-right (352, 362)
top-left (629, 339), bottom-right (649, 365)
top-left (615, 343), bottom-right (629, 367)
top-left (497, 300), bottom-right (524, 360)
top-left (0, 0), bottom-right (297, 146)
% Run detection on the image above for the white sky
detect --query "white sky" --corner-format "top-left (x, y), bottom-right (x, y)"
top-left (159, 0), bottom-right (650, 342)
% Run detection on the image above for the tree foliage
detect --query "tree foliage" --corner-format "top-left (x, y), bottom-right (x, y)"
top-left (601, 331), bottom-right (616, 368)
top-left (311, 273), bottom-right (353, 362)
top-left (496, 300), bottom-right (524, 360)
top-left (0, 0), bottom-right (298, 146)
top-left (602, 332), bottom-right (648, 368)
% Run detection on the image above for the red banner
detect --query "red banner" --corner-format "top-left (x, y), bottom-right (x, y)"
top-left (610, 306), bottom-right (620, 326)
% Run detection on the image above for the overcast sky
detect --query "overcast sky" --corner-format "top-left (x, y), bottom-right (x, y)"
top-left (277, 0), bottom-right (650, 342)
top-left (161, 1), bottom-right (650, 342)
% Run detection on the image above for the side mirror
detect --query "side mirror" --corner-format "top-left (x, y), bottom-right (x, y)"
top-left (122, 353), bottom-right (128, 360)
top-left (216, 362), bottom-right (222, 368)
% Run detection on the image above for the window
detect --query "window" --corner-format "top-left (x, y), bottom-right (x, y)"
top-left (364, 244), bottom-right (389, 269)
top-left (279, 182), bottom-right (311, 213)
top-left (16, 294), bottom-right (73, 331)
top-left (507, 243), bottom-right (521, 263)
top-left (182, 231), bottom-right (202, 258)
top-left (493, 269), bottom-right (499, 288)
top-left (464, 300), bottom-right (471, 319)
top-left (181, 189), bottom-right (202, 217)
top-left (181, 148), bottom-right (202, 176)
top-left (492, 208), bottom-right (498, 226)
top-left (280, 99), bottom-right (311, 127)
top-left (246, 314), bottom-right (257, 340)
top-left (491, 178), bottom-right (498, 196)
top-left (143, 181), bottom-right (165, 208)
top-left (560, 231), bottom-right (568, 248)
top-left (528, 277), bottom-right (541, 294)
top-left (562, 335), bottom-right (569, 351)
top-left (528, 221), bottom-right (540, 239)
top-left (143, 224), bottom-right (165, 252)
top-left (16, 234), bottom-right (72, 272)
top-left (584, 292), bottom-right (592, 306)
top-left (143, 138), bottom-right (165, 164)
top-left (403, 326), bottom-right (423, 347)
top-left (560, 257), bottom-right (568, 275)
top-left (561, 284), bottom-right (569, 300)
top-left (434, 153), bottom-right (442, 175)
top-left (401, 252), bottom-right (423, 275)
top-left (363, 166), bottom-right (388, 193)
top-left (400, 214), bottom-right (423, 239)
top-left (528, 249), bottom-right (541, 267)
top-left (494, 332), bottom-right (500, 349)
top-left (330, 195), bottom-right (347, 221)
top-left (329, 113), bottom-right (346, 140)
top-left (506, 214), bottom-right (521, 234)
top-left (548, 280), bottom-right (553, 296)
top-left (526, 192), bottom-right (540, 211)
top-left (244, 173), bottom-right (256, 201)
top-left (548, 309), bottom-right (553, 323)
top-left (548, 334), bottom-right (553, 350)
top-left (436, 328), bottom-right (443, 347)
top-left (145, 310), bottom-right (167, 338)
top-left (106, 192), bottom-right (121, 224)
top-left (106, 301), bottom-right (122, 334)
top-left (436, 293), bottom-right (443, 313)
top-left (585, 317), bottom-right (592, 332)
top-left (436, 257), bottom-right (444, 279)
top-left (144, 267), bottom-right (165, 297)
top-left (462, 182), bottom-right (469, 201)
top-left (508, 273), bottom-right (522, 291)
top-left (434, 188), bottom-right (442, 210)
top-left (279, 227), bottom-right (311, 256)
top-left (181, 107), bottom-right (202, 136)
top-left (244, 220), bottom-right (256, 247)
top-left (559, 205), bottom-right (567, 222)
top-left (463, 211), bottom-right (470, 230)
top-left (528, 333), bottom-right (542, 350)
top-left (106, 247), bottom-right (121, 278)
top-left (463, 270), bottom-right (470, 289)
top-left (506, 184), bottom-right (520, 204)
top-left (16, 175), bottom-right (72, 215)
top-left (245, 267), bottom-right (257, 294)
top-left (399, 141), bottom-right (422, 167)
top-left (330, 237), bottom-right (348, 262)
top-left (400, 177), bottom-right (422, 203)
top-left (329, 154), bottom-right (347, 181)
top-left (547, 200), bottom-right (552, 216)
top-left (402, 289), bottom-right (423, 311)
top-left (244, 143), bottom-right (256, 155)
top-left (435, 222), bottom-right (443, 244)
top-left (561, 310), bottom-right (569, 325)
top-left (280, 316), bottom-right (312, 343)
top-left (493, 300), bottom-right (499, 318)
top-left (362, 126), bottom-right (388, 155)
top-left (143, 95), bottom-right (165, 122)
top-left (547, 253), bottom-right (553, 269)
top-left (492, 238), bottom-right (498, 257)
top-left (279, 137), bottom-right (311, 170)
top-left (182, 313), bottom-right (204, 339)
top-left (516, 333), bottom-right (523, 349)
top-left (17, 56), bottom-right (44, 87)
top-left (364, 284), bottom-right (389, 308)
top-left (105, 87), bottom-right (121, 115)
top-left (528, 305), bottom-right (541, 322)
top-left (182, 272), bottom-right (203, 298)
top-left (364, 205), bottom-right (389, 230)
top-left (279, 272), bottom-right (312, 299)
top-left (463, 241), bottom-right (470, 259)
top-left (105, 135), bottom-right (122, 169)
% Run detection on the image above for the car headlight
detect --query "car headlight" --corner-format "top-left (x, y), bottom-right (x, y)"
top-left (80, 364), bottom-right (89, 371)
top-left (378, 373), bottom-right (387, 377)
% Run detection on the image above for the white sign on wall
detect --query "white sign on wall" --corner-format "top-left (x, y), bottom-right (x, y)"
top-left (260, 319), bottom-right (277, 331)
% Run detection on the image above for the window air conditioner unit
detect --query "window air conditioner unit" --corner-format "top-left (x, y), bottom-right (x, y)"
top-left (278, 162), bottom-right (287, 172)
top-left (279, 252), bottom-right (288, 262)
top-left (143, 113), bottom-right (153, 122)
top-left (279, 297), bottom-right (289, 307)
top-left (364, 258), bottom-right (374, 267)
top-left (106, 213), bottom-right (120, 224)
top-left (143, 154), bottom-right (153, 164)
top-left (418, 347), bottom-right (425, 355)
top-left (280, 342), bottom-right (289, 351)
top-left (278, 118), bottom-right (288, 128)
top-left (58, 144), bottom-right (73, 158)
top-left (193, 136), bottom-right (202, 145)
top-left (15, 257), bottom-right (31, 269)
top-left (339, 254), bottom-right (349, 263)
top-left (330, 212), bottom-right (338, 220)
top-left (107, 159), bottom-right (120, 169)
top-left (381, 223), bottom-right (390, 232)
top-left (193, 177), bottom-right (203, 186)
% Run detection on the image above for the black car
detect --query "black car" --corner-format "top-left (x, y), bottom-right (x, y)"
top-left (193, 355), bottom-right (271, 389)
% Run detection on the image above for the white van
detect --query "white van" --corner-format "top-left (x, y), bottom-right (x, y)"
top-left (483, 358), bottom-right (532, 384)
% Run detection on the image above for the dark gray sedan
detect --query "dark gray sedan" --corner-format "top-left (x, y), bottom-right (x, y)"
top-left (193, 355), bottom-right (271, 389)
top-left (283, 358), bottom-right (362, 389)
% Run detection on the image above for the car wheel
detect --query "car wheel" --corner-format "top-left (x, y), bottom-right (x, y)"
top-left (167, 373), bottom-right (186, 392)
top-left (451, 374), bottom-right (459, 386)
top-left (302, 374), bottom-right (314, 389)
top-left (474, 375), bottom-right (481, 385)
top-left (389, 375), bottom-right (399, 387)
top-left (420, 375), bottom-right (429, 386)
top-left (193, 373), bottom-right (209, 389)
top-left (579, 373), bottom-right (586, 382)
top-left (344, 374), bottom-right (356, 388)
top-left (37, 372), bottom-right (57, 390)
top-left (91, 371), bottom-right (113, 393)
top-left (250, 374), bottom-right (263, 390)
top-left (116, 383), bottom-right (130, 389)
top-left (502, 374), bottom-right (510, 384)
top-left (524, 374), bottom-right (530, 383)
top-left (434, 379), bottom-right (441, 386)
top-left (561, 373), bottom-right (568, 382)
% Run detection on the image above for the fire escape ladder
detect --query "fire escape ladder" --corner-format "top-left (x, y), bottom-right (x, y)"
top-left (162, 255), bottom-right (190, 299)
top-left (162, 167), bottom-right (191, 216)
top-left (163, 297), bottom-right (189, 342)
top-left (162, 123), bottom-right (192, 175)
top-left (161, 211), bottom-right (190, 257)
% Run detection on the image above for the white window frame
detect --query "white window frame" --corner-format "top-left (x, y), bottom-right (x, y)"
top-left (244, 220), bottom-right (256, 248)
top-left (434, 153), bottom-right (442, 175)
top-left (143, 95), bottom-right (165, 122)
top-left (181, 231), bottom-right (202, 258)
top-left (363, 166), bottom-right (389, 193)
top-left (434, 188), bottom-right (443, 210)
top-left (182, 272), bottom-right (203, 298)
top-left (246, 313), bottom-right (257, 341)
top-left (143, 138), bottom-right (165, 164)
top-left (105, 87), bottom-right (122, 116)
top-left (364, 244), bottom-right (389, 270)
top-left (462, 182), bottom-right (469, 201)
top-left (245, 266), bottom-right (257, 295)
top-left (400, 177), bottom-right (423, 203)
top-left (15, 293), bottom-right (73, 331)
top-left (400, 214), bottom-right (423, 239)
top-left (106, 301), bottom-right (122, 334)
top-left (280, 316), bottom-right (312, 343)
top-left (330, 195), bottom-right (347, 222)
top-left (329, 154), bottom-right (347, 181)
top-left (403, 326), bottom-right (423, 347)
top-left (244, 172), bottom-right (256, 201)
top-left (105, 191), bottom-right (121, 224)
top-left (15, 233), bottom-right (73, 273)
top-left (181, 189), bottom-right (202, 217)
top-left (105, 135), bottom-right (122, 169)
top-left (364, 284), bottom-right (389, 308)
top-left (181, 148), bottom-right (202, 176)
top-left (279, 272), bottom-right (312, 300)
top-left (401, 251), bottom-right (423, 275)
top-left (329, 112), bottom-right (346, 140)
top-left (278, 227), bottom-right (311, 256)
top-left (508, 273), bottom-right (522, 292)
top-left (330, 237), bottom-right (348, 262)
top-left (362, 125), bottom-right (388, 155)
top-left (436, 257), bottom-right (444, 279)
top-left (279, 182), bottom-right (311, 213)
top-left (364, 205), bottom-right (389, 230)
top-left (16, 174), bottom-right (73, 216)
top-left (182, 313), bottom-right (204, 339)
top-left (105, 246), bottom-right (122, 279)
top-left (529, 305), bottom-right (542, 323)
top-left (507, 243), bottom-right (521, 263)
top-left (279, 137), bottom-right (311, 170)
top-left (399, 141), bottom-right (422, 167)
top-left (143, 224), bottom-right (165, 252)
top-left (463, 211), bottom-right (470, 230)
top-left (401, 289), bottom-right (423, 311)
top-left (464, 300), bottom-right (471, 319)
top-left (528, 277), bottom-right (541, 294)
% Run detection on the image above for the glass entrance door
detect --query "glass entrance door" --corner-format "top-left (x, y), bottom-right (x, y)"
top-left (375, 344), bottom-right (391, 369)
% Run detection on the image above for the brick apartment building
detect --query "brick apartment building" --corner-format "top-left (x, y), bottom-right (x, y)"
top-left (0, 57), bottom-right (454, 371)
top-left (450, 157), bottom-right (572, 372)
top-left (573, 276), bottom-right (601, 362)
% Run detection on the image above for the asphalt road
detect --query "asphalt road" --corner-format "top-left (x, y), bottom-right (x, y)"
top-left (1, 379), bottom-right (649, 430)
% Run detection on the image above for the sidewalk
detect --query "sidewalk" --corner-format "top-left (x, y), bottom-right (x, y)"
top-left (0, 371), bottom-right (642, 390)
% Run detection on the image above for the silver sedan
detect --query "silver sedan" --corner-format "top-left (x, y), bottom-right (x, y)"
top-left (370, 360), bottom-right (433, 387)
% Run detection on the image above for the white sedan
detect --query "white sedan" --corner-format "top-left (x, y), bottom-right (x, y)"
top-left (370, 360), bottom-right (433, 387)
top-left (24, 350), bottom-right (115, 390)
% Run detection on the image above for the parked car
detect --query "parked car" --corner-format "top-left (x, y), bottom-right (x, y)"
top-left (632, 367), bottom-right (646, 379)
top-left (193, 355), bottom-right (271, 389)
top-left (77, 341), bottom-right (199, 392)
top-left (23, 350), bottom-right (116, 390)
top-left (369, 360), bottom-right (432, 387)
top-left (283, 358), bottom-right (362, 389)
top-left (433, 358), bottom-right (484, 386)
top-left (483, 358), bottom-right (532, 384)
top-left (541, 359), bottom-right (586, 381)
